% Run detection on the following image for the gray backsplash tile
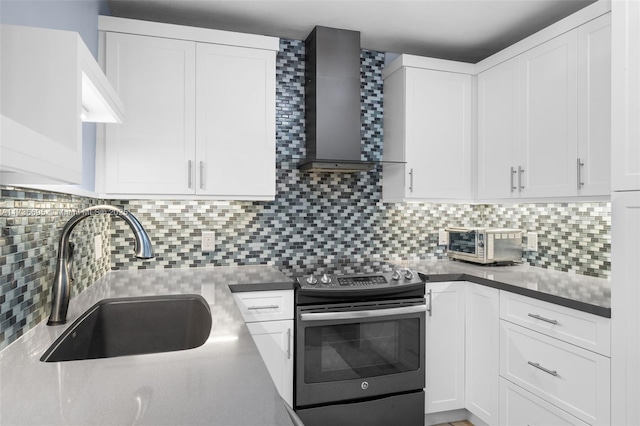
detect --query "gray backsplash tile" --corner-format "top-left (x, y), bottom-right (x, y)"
top-left (0, 187), bottom-right (110, 350)
top-left (0, 39), bottom-right (611, 350)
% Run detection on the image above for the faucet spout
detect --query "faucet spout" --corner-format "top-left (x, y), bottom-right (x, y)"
top-left (47, 205), bottom-right (154, 326)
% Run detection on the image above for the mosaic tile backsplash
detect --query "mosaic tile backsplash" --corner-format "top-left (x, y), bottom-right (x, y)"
top-left (0, 39), bottom-right (611, 350)
top-left (0, 187), bottom-right (111, 350)
top-left (109, 40), bottom-right (611, 278)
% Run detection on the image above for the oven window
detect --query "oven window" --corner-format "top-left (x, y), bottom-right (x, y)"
top-left (304, 318), bottom-right (421, 383)
top-left (448, 231), bottom-right (476, 254)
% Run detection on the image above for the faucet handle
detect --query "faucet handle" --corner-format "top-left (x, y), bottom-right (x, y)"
top-left (67, 242), bottom-right (75, 284)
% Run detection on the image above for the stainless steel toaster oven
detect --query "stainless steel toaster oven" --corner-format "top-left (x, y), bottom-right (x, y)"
top-left (445, 227), bottom-right (522, 265)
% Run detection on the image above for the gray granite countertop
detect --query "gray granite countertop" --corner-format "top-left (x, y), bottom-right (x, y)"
top-left (407, 259), bottom-right (611, 317)
top-left (0, 266), bottom-right (295, 426)
top-left (0, 261), bottom-right (611, 425)
top-left (222, 266), bottom-right (294, 292)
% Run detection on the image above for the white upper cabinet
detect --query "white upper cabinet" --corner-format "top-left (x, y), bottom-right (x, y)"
top-left (98, 17), bottom-right (278, 199)
top-left (577, 14), bottom-right (612, 196)
top-left (477, 13), bottom-right (611, 201)
top-left (477, 57), bottom-right (519, 200)
top-left (0, 25), bottom-right (123, 186)
top-left (519, 30), bottom-right (578, 198)
top-left (104, 33), bottom-right (196, 194)
top-left (383, 57), bottom-right (472, 202)
top-left (612, 0), bottom-right (640, 191)
top-left (195, 43), bottom-right (276, 197)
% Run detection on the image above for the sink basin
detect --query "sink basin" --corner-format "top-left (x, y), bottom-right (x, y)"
top-left (41, 294), bottom-right (212, 362)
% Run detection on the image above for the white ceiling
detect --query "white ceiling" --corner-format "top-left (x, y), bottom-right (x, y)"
top-left (107, 0), bottom-right (597, 63)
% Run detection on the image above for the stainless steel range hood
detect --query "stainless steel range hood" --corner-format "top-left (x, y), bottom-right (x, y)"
top-left (299, 26), bottom-right (374, 173)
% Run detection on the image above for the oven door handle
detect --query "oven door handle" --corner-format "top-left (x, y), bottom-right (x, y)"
top-left (300, 304), bottom-right (426, 321)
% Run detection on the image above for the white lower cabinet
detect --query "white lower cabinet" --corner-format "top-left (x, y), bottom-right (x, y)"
top-left (424, 282), bottom-right (611, 426)
top-left (425, 282), bottom-right (466, 413)
top-left (424, 282), bottom-right (500, 425)
top-left (465, 285), bottom-right (499, 426)
top-left (500, 291), bottom-right (611, 356)
top-left (611, 191), bottom-right (640, 425)
top-left (500, 378), bottom-right (589, 426)
top-left (245, 320), bottom-right (294, 407)
top-left (500, 320), bottom-right (610, 426)
top-left (233, 290), bottom-right (294, 407)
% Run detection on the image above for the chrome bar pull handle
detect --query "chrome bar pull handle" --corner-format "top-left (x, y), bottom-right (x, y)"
top-left (427, 289), bottom-right (433, 317)
top-left (528, 313), bottom-right (558, 325)
top-left (247, 305), bottom-right (280, 310)
top-left (409, 168), bottom-right (414, 193)
top-left (199, 161), bottom-right (205, 190)
top-left (577, 158), bottom-right (585, 189)
top-left (518, 166), bottom-right (525, 191)
top-left (301, 305), bottom-right (426, 321)
top-left (510, 166), bottom-right (517, 192)
top-left (287, 328), bottom-right (291, 359)
top-left (188, 160), bottom-right (193, 189)
top-left (528, 361), bottom-right (558, 377)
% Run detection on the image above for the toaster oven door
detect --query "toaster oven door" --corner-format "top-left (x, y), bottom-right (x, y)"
top-left (446, 229), bottom-right (483, 262)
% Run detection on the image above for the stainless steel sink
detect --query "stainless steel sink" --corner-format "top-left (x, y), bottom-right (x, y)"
top-left (41, 294), bottom-right (212, 362)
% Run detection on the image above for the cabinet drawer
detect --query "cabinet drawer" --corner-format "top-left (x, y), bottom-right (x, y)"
top-left (500, 321), bottom-right (610, 425)
top-left (500, 291), bottom-right (610, 356)
top-left (233, 290), bottom-right (293, 322)
top-left (500, 378), bottom-right (589, 426)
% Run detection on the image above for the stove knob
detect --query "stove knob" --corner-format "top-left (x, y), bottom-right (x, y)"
top-left (391, 270), bottom-right (402, 281)
top-left (404, 269), bottom-right (414, 281)
top-left (306, 275), bottom-right (318, 285)
top-left (320, 274), bottom-right (332, 284)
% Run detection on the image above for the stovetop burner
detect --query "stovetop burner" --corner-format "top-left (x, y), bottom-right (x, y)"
top-left (277, 259), bottom-right (401, 280)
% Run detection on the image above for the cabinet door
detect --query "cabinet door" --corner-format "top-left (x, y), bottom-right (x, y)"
top-left (381, 69), bottom-right (408, 202)
top-left (611, 191), bottom-right (640, 425)
top-left (196, 43), bottom-right (276, 198)
top-left (246, 320), bottom-right (294, 407)
top-left (425, 281), bottom-right (465, 413)
top-left (577, 14), bottom-right (612, 196)
top-left (405, 68), bottom-right (471, 200)
top-left (104, 32), bottom-right (196, 194)
top-left (477, 57), bottom-right (519, 200)
top-left (519, 30), bottom-right (578, 198)
top-left (465, 284), bottom-right (499, 426)
top-left (612, 1), bottom-right (640, 191)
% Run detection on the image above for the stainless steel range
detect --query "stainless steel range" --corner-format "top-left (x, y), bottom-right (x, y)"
top-left (282, 261), bottom-right (426, 426)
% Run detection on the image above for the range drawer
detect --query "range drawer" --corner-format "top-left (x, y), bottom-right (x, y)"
top-left (500, 378), bottom-right (589, 426)
top-left (500, 291), bottom-right (610, 356)
top-left (233, 290), bottom-right (294, 322)
top-left (500, 321), bottom-right (610, 425)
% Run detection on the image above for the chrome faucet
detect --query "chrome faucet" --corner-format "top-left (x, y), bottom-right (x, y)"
top-left (47, 205), bottom-right (154, 325)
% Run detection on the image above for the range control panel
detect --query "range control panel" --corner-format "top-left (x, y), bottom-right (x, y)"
top-left (297, 269), bottom-right (422, 291)
top-left (337, 276), bottom-right (387, 286)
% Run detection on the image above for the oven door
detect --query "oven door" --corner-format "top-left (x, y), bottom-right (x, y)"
top-left (295, 298), bottom-right (426, 408)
